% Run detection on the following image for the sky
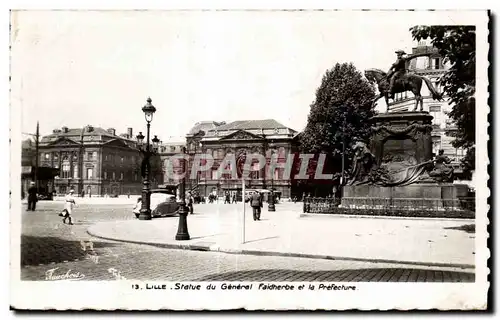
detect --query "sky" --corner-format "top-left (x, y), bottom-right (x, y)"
top-left (11, 10), bottom-right (481, 141)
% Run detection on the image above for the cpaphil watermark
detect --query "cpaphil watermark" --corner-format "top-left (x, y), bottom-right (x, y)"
top-left (162, 152), bottom-right (337, 181)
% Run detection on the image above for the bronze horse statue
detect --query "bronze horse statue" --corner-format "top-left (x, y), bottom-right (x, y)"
top-left (364, 68), bottom-right (443, 113)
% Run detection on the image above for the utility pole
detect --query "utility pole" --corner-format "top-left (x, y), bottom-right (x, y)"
top-left (341, 111), bottom-right (347, 186)
top-left (35, 122), bottom-right (39, 192)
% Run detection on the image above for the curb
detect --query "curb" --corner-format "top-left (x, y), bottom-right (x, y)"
top-left (87, 228), bottom-right (475, 270)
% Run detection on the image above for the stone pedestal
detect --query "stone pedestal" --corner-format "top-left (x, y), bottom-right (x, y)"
top-left (342, 112), bottom-right (467, 211)
top-left (370, 112), bottom-right (433, 167)
top-left (341, 183), bottom-right (469, 210)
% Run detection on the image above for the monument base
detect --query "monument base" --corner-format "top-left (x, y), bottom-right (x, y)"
top-left (341, 183), bottom-right (469, 210)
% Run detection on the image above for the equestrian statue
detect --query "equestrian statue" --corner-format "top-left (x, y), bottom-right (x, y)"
top-left (364, 50), bottom-right (443, 113)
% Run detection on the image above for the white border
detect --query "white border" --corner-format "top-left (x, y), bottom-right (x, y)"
top-left (6, 7), bottom-right (491, 311)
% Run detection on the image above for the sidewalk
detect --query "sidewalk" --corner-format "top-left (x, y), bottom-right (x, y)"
top-left (88, 202), bottom-right (475, 268)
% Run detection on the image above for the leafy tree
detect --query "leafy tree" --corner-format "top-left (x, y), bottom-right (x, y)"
top-left (299, 62), bottom-right (376, 188)
top-left (410, 26), bottom-right (475, 171)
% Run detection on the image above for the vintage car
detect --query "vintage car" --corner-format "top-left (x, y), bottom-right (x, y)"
top-left (133, 189), bottom-right (180, 218)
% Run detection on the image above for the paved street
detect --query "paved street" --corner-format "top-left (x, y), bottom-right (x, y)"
top-left (20, 201), bottom-right (475, 282)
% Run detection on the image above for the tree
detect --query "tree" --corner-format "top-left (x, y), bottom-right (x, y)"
top-left (299, 62), bottom-right (376, 189)
top-left (410, 26), bottom-right (475, 172)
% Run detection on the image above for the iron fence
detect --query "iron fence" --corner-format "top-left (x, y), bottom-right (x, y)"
top-left (303, 196), bottom-right (475, 218)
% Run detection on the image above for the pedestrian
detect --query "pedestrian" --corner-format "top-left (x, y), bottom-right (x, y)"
top-left (127, 191), bottom-right (130, 199)
top-left (133, 197), bottom-right (142, 218)
top-left (187, 192), bottom-right (194, 214)
top-left (27, 182), bottom-right (37, 211)
top-left (232, 193), bottom-right (237, 204)
top-left (81, 190), bottom-right (85, 198)
top-left (250, 191), bottom-right (262, 221)
top-left (224, 192), bottom-right (230, 204)
top-left (60, 189), bottom-right (76, 225)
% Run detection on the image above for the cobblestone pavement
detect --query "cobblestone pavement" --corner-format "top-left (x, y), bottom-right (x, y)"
top-left (20, 202), bottom-right (475, 282)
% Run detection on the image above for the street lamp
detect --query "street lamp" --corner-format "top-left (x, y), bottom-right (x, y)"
top-left (268, 150), bottom-right (276, 212)
top-left (263, 134), bottom-right (276, 212)
top-left (137, 97), bottom-right (157, 221)
top-left (175, 146), bottom-right (190, 240)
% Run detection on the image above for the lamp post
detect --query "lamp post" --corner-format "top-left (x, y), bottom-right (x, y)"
top-left (175, 146), bottom-right (190, 240)
top-left (136, 97), bottom-right (157, 221)
top-left (340, 110), bottom-right (348, 186)
top-left (267, 137), bottom-right (276, 212)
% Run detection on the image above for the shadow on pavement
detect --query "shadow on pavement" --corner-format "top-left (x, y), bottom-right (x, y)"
top-left (20, 235), bottom-right (121, 266)
top-left (193, 268), bottom-right (475, 282)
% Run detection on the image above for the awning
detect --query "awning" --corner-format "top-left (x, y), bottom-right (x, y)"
top-left (21, 166), bottom-right (60, 180)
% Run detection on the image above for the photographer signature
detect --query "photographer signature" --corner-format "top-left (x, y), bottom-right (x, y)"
top-left (45, 267), bottom-right (85, 281)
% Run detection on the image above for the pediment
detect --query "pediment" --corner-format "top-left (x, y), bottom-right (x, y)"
top-left (220, 130), bottom-right (263, 141)
top-left (48, 137), bottom-right (80, 147)
top-left (102, 138), bottom-right (133, 148)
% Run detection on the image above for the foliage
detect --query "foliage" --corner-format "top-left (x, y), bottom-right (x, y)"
top-left (299, 63), bottom-right (376, 181)
top-left (410, 26), bottom-right (476, 168)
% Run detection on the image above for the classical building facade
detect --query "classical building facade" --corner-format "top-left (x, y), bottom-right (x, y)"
top-left (388, 40), bottom-right (466, 175)
top-left (184, 119), bottom-right (299, 199)
top-left (38, 125), bottom-right (163, 196)
top-left (158, 136), bottom-right (186, 186)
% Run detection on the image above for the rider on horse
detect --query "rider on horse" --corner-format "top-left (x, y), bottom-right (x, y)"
top-left (387, 50), bottom-right (408, 99)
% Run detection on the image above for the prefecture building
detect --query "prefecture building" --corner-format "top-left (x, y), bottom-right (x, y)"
top-left (38, 125), bottom-right (163, 196)
top-left (388, 40), bottom-right (466, 176)
top-left (183, 119), bottom-right (299, 199)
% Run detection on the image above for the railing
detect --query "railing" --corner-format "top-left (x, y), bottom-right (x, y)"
top-left (303, 196), bottom-right (475, 218)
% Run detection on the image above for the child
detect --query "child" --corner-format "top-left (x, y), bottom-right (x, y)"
top-left (59, 189), bottom-right (76, 225)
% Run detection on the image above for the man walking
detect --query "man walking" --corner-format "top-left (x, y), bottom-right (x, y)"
top-left (27, 182), bottom-right (37, 211)
top-left (250, 191), bottom-right (262, 221)
top-left (62, 189), bottom-right (76, 225)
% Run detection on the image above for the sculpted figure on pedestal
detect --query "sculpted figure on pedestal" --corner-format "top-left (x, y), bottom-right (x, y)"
top-left (364, 50), bottom-right (443, 113)
top-left (428, 149), bottom-right (454, 182)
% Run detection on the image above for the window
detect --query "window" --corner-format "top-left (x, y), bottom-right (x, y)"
top-left (134, 173), bottom-right (138, 181)
top-left (274, 168), bottom-right (280, 180)
top-left (112, 171), bottom-right (116, 180)
top-left (251, 162), bottom-right (260, 180)
top-left (87, 152), bottom-right (93, 160)
top-left (105, 154), bottom-right (108, 161)
top-left (121, 156), bottom-right (124, 164)
top-left (104, 171), bottom-right (108, 179)
top-left (73, 165), bottom-right (78, 178)
top-left (211, 170), bottom-right (218, 180)
top-left (44, 153), bottom-right (50, 160)
top-left (86, 168), bottom-right (93, 179)
top-left (54, 153), bottom-right (59, 160)
top-left (430, 105), bottom-right (443, 126)
top-left (170, 146), bottom-right (176, 153)
top-left (432, 58), bottom-right (440, 70)
top-left (62, 163), bottom-right (70, 179)
top-left (432, 136), bottom-right (442, 155)
top-left (93, 151), bottom-right (97, 160)
top-left (120, 172), bottom-right (124, 180)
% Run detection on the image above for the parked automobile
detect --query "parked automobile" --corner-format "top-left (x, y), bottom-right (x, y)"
top-left (37, 193), bottom-right (53, 201)
top-left (134, 189), bottom-right (180, 218)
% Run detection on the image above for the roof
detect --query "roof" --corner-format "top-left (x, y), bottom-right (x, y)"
top-left (160, 136), bottom-right (185, 145)
top-left (210, 119), bottom-right (290, 132)
top-left (187, 121), bottom-right (225, 136)
top-left (22, 139), bottom-right (34, 149)
top-left (40, 126), bottom-right (134, 144)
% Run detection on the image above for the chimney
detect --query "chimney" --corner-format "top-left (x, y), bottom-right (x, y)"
top-left (86, 125), bottom-right (94, 133)
top-left (107, 128), bottom-right (116, 136)
top-left (61, 126), bottom-right (69, 133)
top-left (127, 128), bottom-right (133, 138)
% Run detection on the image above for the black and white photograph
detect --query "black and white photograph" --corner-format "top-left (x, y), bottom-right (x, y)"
top-left (9, 9), bottom-right (489, 310)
